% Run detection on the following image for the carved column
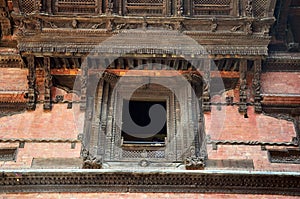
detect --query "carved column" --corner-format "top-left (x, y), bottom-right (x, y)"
top-left (202, 59), bottom-right (211, 112)
top-left (296, 115), bottom-right (300, 146)
top-left (43, 57), bottom-right (52, 110)
top-left (27, 55), bottom-right (36, 110)
top-left (252, 59), bottom-right (262, 113)
top-left (80, 61), bottom-right (88, 110)
top-left (239, 59), bottom-right (247, 114)
top-left (46, 0), bottom-right (52, 14)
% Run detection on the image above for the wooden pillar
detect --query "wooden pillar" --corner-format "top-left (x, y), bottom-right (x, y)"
top-left (43, 57), bottom-right (52, 110)
top-left (253, 59), bottom-right (262, 113)
top-left (239, 59), bottom-right (247, 114)
top-left (46, 0), bottom-right (52, 14)
top-left (202, 59), bottom-right (211, 112)
top-left (80, 61), bottom-right (88, 110)
top-left (27, 55), bottom-right (36, 110)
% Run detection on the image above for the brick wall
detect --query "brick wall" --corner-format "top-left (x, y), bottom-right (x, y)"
top-left (0, 68), bottom-right (28, 91)
top-left (261, 72), bottom-right (300, 94)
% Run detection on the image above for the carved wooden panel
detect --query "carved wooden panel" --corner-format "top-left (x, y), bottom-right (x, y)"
top-left (54, 0), bottom-right (98, 14)
top-left (192, 0), bottom-right (232, 16)
top-left (19, 0), bottom-right (39, 14)
top-left (124, 0), bottom-right (166, 15)
top-left (253, 0), bottom-right (269, 17)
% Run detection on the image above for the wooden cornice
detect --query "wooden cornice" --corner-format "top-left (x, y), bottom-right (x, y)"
top-left (262, 95), bottom-right (300, 106)
top-left (0, 170), bottom-right (299, 195)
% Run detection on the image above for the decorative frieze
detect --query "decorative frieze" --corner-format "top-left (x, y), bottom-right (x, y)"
top-left (0, 170), bottom-right (300, 195)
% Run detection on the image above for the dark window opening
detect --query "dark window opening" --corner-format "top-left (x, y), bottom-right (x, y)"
top-left (121, 100), bottom-right (167, 145)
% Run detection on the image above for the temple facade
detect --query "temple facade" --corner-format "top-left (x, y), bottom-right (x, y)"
top-left (0, 0), bottom-right (300, 197)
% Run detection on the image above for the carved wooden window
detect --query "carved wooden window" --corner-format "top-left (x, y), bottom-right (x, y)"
top-left (54, 0), bottom-right (98, 14)
top-left (121, 100), bottom-right (167, 145)
top-left (124, 0), bottom-right (166, 16)
top-left (192, 0), bottom-right (236, 16)
top-left (19, 0), bottom-right (39, 14)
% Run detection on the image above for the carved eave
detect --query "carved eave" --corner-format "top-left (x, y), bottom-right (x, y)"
top-left (17, 30), bottom-right (271, 57)
top-left (264, 52), bottom-right (300, 71)
top-left (0, 170), bottom-right (300, 195)
top-left (11, 11), bottom-right (275, 57)
top-left (0, 49), bottom-right (24, 68)
top-left (0, 92), bottom-right (27, 116)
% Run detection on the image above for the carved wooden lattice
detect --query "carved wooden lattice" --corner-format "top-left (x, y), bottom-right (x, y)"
top-left (253, 0), bottom-right (268, 17)
top-left (193, 0), bottom-right (231, 16)
top-left (55, 0), bottom-right (97, 14)
top-left (125, 0), bottom-right (165, 15)
top-left (122, 149), bottom-right (165, 159)
top-left (19, 0), bottom-right (37, 14)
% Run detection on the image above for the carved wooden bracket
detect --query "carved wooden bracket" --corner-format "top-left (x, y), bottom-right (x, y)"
top-left (252, 59), bottom-right (262, 113)
top-left (26, 55), bottom-right (37, 110)
top-left (80, 62), bottom-right (88, 110)
top-left (82, 149), bottom-right (102, 169)
top-left (43, 57), bottom-right (52, 110)
top-left (239, 59), bottom-right (247, 114)
top-left (185, 156), bottom-right (205, 170)
top-left (202, 59), bottom-right (211, 112)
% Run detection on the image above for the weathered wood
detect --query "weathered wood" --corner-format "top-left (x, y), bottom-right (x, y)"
top-left (27, 55), bottom-right (36, 110)
top-left (253, 59), bottom-right (262, 113)
top-left (239, 59), bottom-right (247, 114)
top-left (43, 57), bottom-right (52, 110)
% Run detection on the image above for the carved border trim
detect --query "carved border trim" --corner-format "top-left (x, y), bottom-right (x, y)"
top-left (0, 139), bottom-right (80, 143)
top-left (0, 171), bottom-right (299, 195)
top-left (207, 136), bottom-right (298, 148)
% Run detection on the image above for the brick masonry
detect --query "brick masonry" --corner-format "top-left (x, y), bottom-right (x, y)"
top-left (261, 72), bottom-right (300, 94)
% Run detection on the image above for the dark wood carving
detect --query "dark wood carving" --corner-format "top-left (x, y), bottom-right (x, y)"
top-left (43, 57), bottom-right (52, 110)
top-left (245, 0), bottom-right (253, 17)
top-left (239, 59), bottom-right (247, 114)
top-left (82, 149), bottom-right (102, 169)
top-left (268, 149), bottom-right (300, 164)
top-left (1, 171), bottom-right (300, 195)
top-left (202, 59), bottom-right (211, 112)
top-left (252, 59), bottom-right (262, 113)
top-left (80, 61), bottom-right (88, 110)
top-left (26, 55), bottom-right (37, 110)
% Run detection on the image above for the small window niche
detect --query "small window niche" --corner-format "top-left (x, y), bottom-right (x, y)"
top-left (121, 99), bottom-right (167, 146)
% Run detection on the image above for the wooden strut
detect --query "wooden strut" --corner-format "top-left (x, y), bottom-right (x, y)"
top-left (239, 59), bottom-right (247, 114)
top-left (43, 57), bottom-right (52, 110)
top-left (26, 55), bottom-right (36, 110)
